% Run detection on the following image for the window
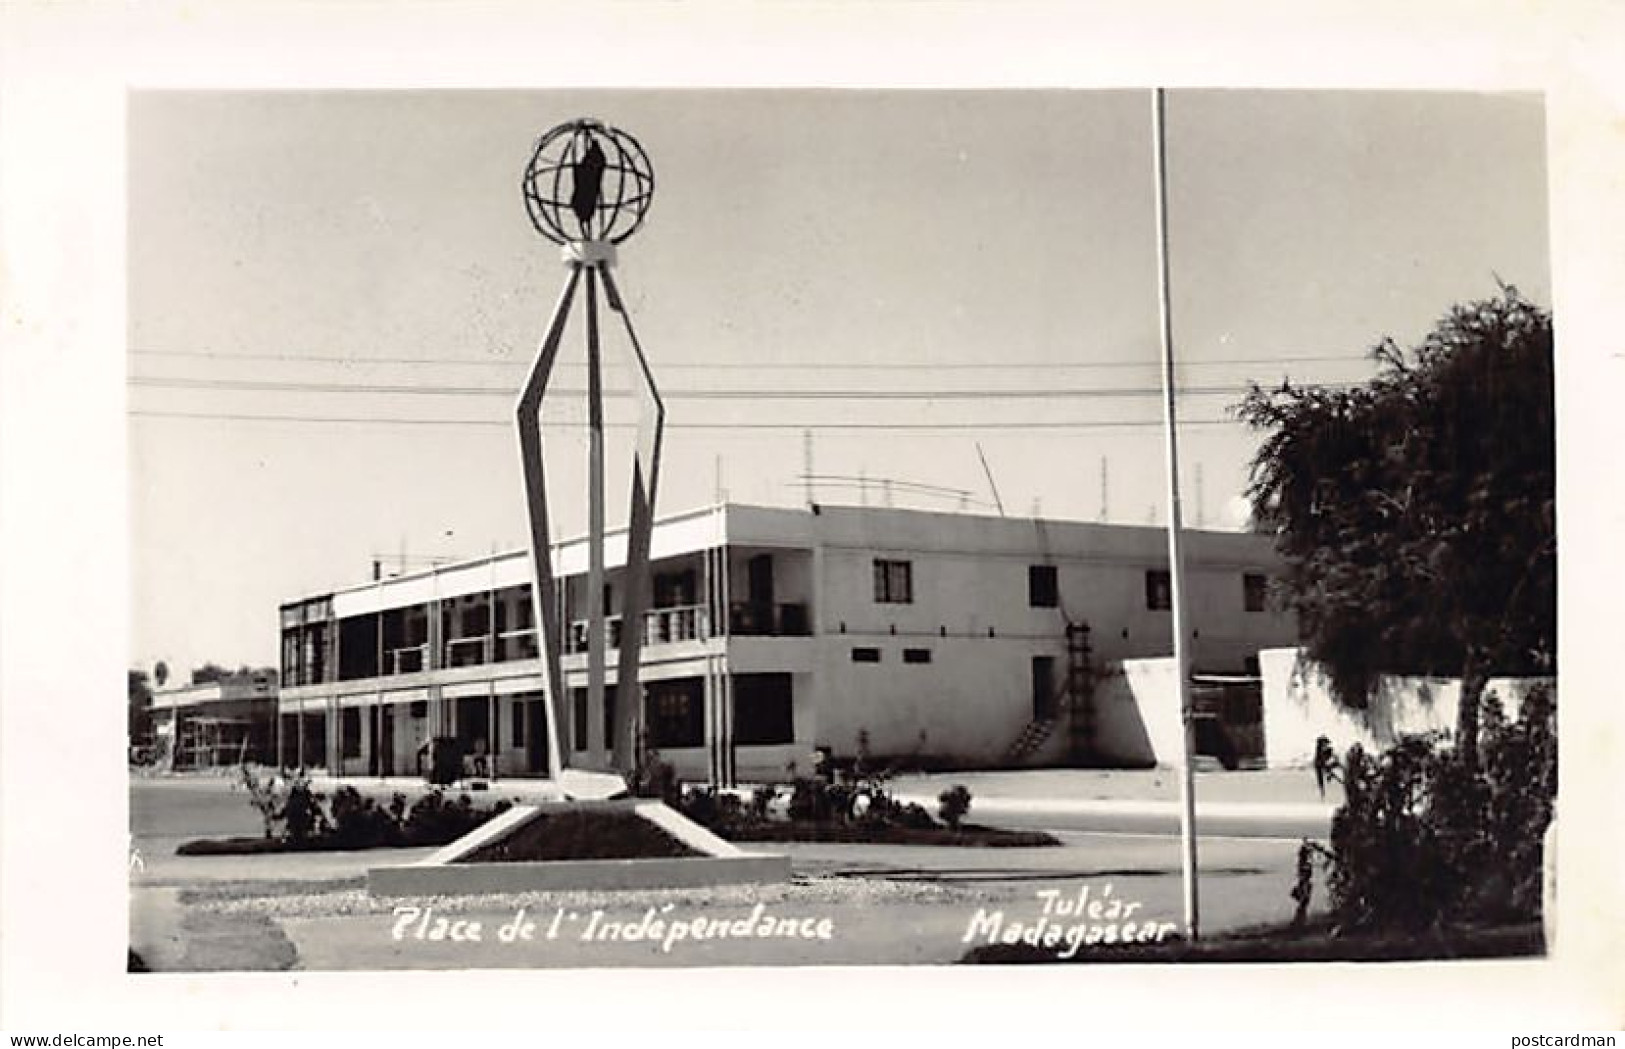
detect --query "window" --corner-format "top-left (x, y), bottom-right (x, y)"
top-left (1028, 565), bottom-right (1059, 608)
top-left (1243, 573), bottom-right (1268, 613)
top-left (903, 648), bottom-right (932, 664)
top-left (409, 700), bottom-right (428, 719)
top-left (873, 559), bottom-right (913, 604)
top-left (734, 673), bottom-right (794, 745)
top-left (573, 689), bottom-right (588, 751)
top-left (510, 702), bottom-right (524, 746)
top-left (1145, 570), bottom-right (1172, 611)
top-left (1032, 656), bottom-right (1057, 720)
top-left (645, 679), bottom-right (704, 749)
top-left (851, 647), bottom-right (882, 663)
top-left (341, 707), bottom-right (361, 759)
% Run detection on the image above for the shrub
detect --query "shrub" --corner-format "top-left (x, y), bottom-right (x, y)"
top-left (328, 786), bottom-right (400, 849)
top-left (401, 790), bottom-right (505, 846)
top-left (1294, 685), bottom-right (1556, 934)
top-left (749, 784), bottom-right (776, 820)
top-left (894, 802), bottom-right (938, 831)
top-left (237, 764), bottom-right (287, 839)
top-left (938, 784), bottom-right (973, 830)
top-left (426, 737), bottom-right (462, 787)
top-left (280, 774), bottom-right (329, 846)
top-left (631, 743), bottom-right (681, 808)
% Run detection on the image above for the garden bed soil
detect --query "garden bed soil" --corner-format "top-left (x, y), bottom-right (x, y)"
top-left (176, 836), bottom-right (374, 856)
top-left (722, 821), bottom-right (1060, 848)
top-left (456, 809), bottom-right (703, 863)
top-left (960, 920), bottom-right (1544, 964)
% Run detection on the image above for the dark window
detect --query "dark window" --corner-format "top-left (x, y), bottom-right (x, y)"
top-left (409, 700), bottom-right (428, 719)
top-left (1145, 570), bottom-right (1172, 611)
top-left (873, 559), bottom-right (913, 604)
top-left (573, 689), bottom-right (588, 751)
top-left (511, 702), bottom-right (524, 746)
top-left (903, 648), bottom-right (932, 664)
top-left (341, 707), bottom-right (361, 759)
top-left (1243, 573), bottom-right (1268, 613)
top-left (734, 673), bottom-right (794, 745)
top-left (456, 696), bottom-right (490, 754)
top-left (338, 615), bottom-right (380, 681)
top-left (851, 647), bottom-right (882, 663)
top-left (603, 685), bottom-right (617, 753)
top-left (1032, 656), bottom-right (1057, 721)
top-left (645, 679), bottom-right (704, 749)
top-left (281, 632), bottom-right (300, 686)
top-left (1028, 565), bottom-right (1059, 608)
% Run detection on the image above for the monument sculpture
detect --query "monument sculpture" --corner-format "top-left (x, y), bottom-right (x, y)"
top-left (516, 119), bottom-right (663, 781)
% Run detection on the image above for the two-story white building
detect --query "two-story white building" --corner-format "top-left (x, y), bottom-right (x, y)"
top-left (275, 503), bottom-right (1298, 783)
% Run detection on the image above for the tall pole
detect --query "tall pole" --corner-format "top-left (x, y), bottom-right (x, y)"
top-left (1153, 86), bottom-right (1200, 942)
top-left (585, 266), bottom-right (607, 768)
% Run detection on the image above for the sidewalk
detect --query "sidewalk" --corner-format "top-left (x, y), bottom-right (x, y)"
top-left (884, 768), bottom-right (1335, 838)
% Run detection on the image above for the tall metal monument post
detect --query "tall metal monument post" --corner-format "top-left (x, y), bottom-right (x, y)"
top-left (1151, 88), bottom-right (1201, 940)
top-left (516, 119), bottom-right (664, 780)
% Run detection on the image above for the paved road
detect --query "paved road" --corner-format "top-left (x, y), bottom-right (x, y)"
top-left (130, 775), bottom-right (1314, 970)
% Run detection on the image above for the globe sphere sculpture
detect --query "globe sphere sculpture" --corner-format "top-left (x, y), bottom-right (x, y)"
top-left (522, 118), bottom-right (654, 246)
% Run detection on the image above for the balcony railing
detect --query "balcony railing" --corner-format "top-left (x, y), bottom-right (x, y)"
top-left (564, 603), bottom-right (713, 655)
top-left (729, 601), bottom-right (810, 637)
top-left (560, 601), bottom-right (811, 653)
top-left (444, 635), bottom-right (488, 669)
top-left (496, 628), bottom-right (539, 662)
top-left (389, 644), bottom-right (427, 675)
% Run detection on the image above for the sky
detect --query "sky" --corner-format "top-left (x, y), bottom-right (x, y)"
top-left (126, 88), bottom-right (1551, 679)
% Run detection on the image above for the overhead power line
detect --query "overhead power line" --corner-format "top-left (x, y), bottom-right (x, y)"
top-left (128, 408), bottom-right (1245, 431)
top-left (128, 375), bottom-right (1345, 400)
top-left (129, 347), bottom-right (1374, 371)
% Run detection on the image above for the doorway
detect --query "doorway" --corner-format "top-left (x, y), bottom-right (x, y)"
top-left (525, 697), bottom-right (549, 775)
top-left (1032, 656), bottom-right (1058, 721)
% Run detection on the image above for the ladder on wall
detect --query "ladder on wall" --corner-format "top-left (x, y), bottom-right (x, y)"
top-left (1064, 621), bottom-right (1096, 762)
top-left (1002, 621), bottom-right (1095, 766)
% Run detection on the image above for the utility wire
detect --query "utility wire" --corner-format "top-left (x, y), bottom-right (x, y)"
top-left (129, 347), bottom-right (1374, 371)
top-left (128, 409), bottom-right (1243, 431)
top-left (128, 375), bottom-right (1346, 399)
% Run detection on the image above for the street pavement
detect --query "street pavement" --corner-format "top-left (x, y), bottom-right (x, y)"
top-left (129, 769), bottom-right (1329, 971)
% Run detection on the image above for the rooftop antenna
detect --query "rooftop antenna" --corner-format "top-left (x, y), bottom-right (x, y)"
top-left (975, 441), bottom-right (1006, 517)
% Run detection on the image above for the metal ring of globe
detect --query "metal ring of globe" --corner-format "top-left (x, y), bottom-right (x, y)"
top-left (522, 119), bottom-right (655, 247)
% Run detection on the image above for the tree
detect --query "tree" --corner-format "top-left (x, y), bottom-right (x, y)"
top-left (1236, 285), bottom-right (1554, 768)
top-left (190, 662), bottom-right (231, 685)
top-left (128, 669), bottom-right (153, 745)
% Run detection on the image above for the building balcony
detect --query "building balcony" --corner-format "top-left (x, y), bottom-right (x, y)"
top-left (564, 603), bottom-right (712, 655)
top-left (729, 601), bottom-right (810, 637)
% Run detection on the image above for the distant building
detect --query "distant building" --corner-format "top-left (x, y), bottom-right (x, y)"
top-left (151, 668), bottom-right (279, 768)
top-left (276, 503), bottom-right (1297, 782)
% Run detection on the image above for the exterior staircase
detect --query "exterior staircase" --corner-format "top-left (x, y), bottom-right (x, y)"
top-left (1002, 717), bottom-right (1058, 764)
top-left (1003, 620), bottom-right (1096, 766)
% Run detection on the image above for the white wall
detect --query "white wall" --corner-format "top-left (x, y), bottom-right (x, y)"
top-left (1259, 646), bottom-right (1555, 767)
top-left (1091, 658), bottom-right (1186, 767)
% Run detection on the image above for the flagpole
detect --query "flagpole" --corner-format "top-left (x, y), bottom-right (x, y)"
top-left (1152, 86), bottom-right (1201, 942)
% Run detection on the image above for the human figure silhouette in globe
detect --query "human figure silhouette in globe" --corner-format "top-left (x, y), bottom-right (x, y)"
top-left (570, 140), bottom-right (607, 230)
top-left (523, 119), bottom-right (653, 247)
